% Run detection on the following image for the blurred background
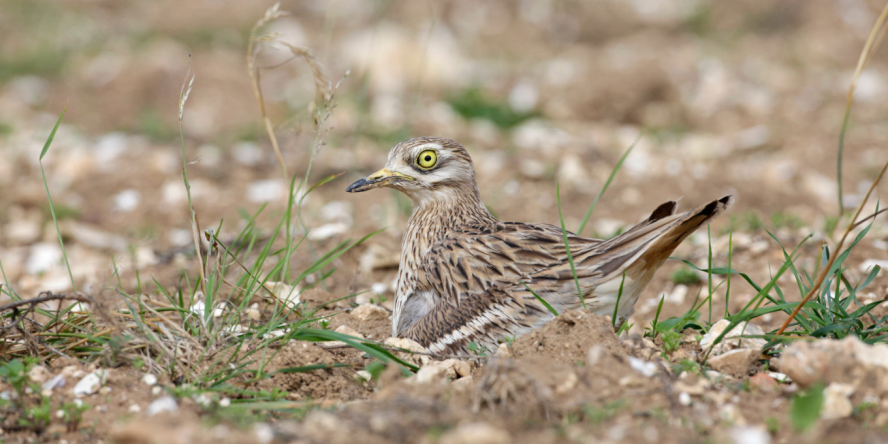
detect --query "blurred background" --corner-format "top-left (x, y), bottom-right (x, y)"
top-left (1, 0), bottom-right (886, 327)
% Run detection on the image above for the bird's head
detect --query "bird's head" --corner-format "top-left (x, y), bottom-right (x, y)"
top-left (346, 137), bottom-right (480, 205)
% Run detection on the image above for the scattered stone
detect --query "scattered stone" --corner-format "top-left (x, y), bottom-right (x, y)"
top-left (772, 336), bottom-right (888, 387)
top-left (354, 371), bottom-right (372, 382)
top-left (247, 303), bottom-right (261, 321)
top-left (146, 396), bottom-right (178, 416)
top-left (440, 422), bottom-right (510, 444)
top-left (26, 243), bottom-right (62, 275)
top-left (700, 320), bottom-right (766, 355)
top-left (27, 366), bottom-right (49, 384)
top-left (767, 372), bottom-right (791, 384)
top-left (263, 281), bottom-right (301, 307)
top-left (111, 189), bottom-right (141, 214)
top-left (359, 244), bottom-right (400, 273)
top-left (719, 404), bottom-right (746, 425)
top-left (859, 259), bottom-right (888, 275)
top-left (253, 423), bottom-right (274, 444)
top-left (62, 222), bottom-right (128, 251)
top-left (141, 373), bottom-right (157, 386)
top-left (245, 179), bottom-right (285, 203)
top-left (309, 222), bottom-right (350, 241)
top-left (412, 365), bottom-right (447, 384)
top-left (42, 374), bottom-right (65, 392)
top-left (128, 404), bottom-right (141, 414)
top-left (708, 348), bottom-right (759, 378)
top-left (821, 383), bottom-right (854, 420)
top-left (675, 378), bottom-right (709, 396)
top-left (495, 343), bottom-right (514, 359)
top-left (453, 360), bottom-right (472, 378)
top-left (678, 391), bottom-right (692, 406)
top-left (351, 304), bottom-right (388, 321)
top-left (73, 371), bottom-right (107, 397)
top-left (555, 371), bottom-right (579, 395)
top-left (627, 356), bottom-right (658, 377)
top-left (384, 337), bottom-right (428, 366)
top-left (730, 425), bottom-right (770, 444)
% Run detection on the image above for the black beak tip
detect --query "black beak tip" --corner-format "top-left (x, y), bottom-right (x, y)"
top-left (346, 178), bottom-right (369, 193)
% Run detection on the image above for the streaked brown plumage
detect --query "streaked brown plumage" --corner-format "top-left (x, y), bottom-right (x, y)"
top-left (347, 137), bottom-right (733, 355)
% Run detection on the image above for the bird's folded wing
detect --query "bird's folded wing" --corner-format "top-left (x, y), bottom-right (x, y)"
top-left (418, 222), bottom-right (603, 308)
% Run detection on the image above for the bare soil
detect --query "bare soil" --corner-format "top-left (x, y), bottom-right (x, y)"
top-left (2, 1), bottom-right (888, 443)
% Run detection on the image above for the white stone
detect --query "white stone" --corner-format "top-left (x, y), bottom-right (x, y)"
top-left (253, 423), bottom-right (275, 444)
top-left (42, 374), bottom-right (65, 391)
top-left (370, 282), bottom-right (388, 295)
top-left (128, 404), bottom-right (141, 414)
top-left (26, 243), bottom-right (62, 275)
top-left (678, 391), bottom-right (692, 406)
top-left (508, 80), bottom-right (538, 113)
top-left (73, 372), bottom-right (104, 396)
top-left (247, 303), bottom-right (261, 321)
top-left (413, 365), bottom-right (447, 384)
top-left (627, 356), bottom-right (657, 377)
top-left (308, 223), bottom-right (349, 241)
top-left (28, 366), bottom-right (49, 383)
top-left (352, 304), bottom-right (388, 321)
top-left (384, 337), bottom-right (425, 353)
top-left (700, 319), bottom-right (766, 355)
top-left (232, 142), bottom-right (263, 166)
top-left (334, 325), bottom-right (363, 339)
top-left (859, 259), bottom-right (888, 275)
top-left (146, 396), bottom-right (178, 416)
top-left (821, 383), bottom-right (855, 419)
top-left (354, 371), bottom-right (372, 382)
top-left (319, 201), bottom-right (353, 224)
top-left (730, 426), bottom-right (770, 444)
top-left (113, 189), bottom-right (141, 212)
top-left (557, 153), bottom-right (591, 188)
top-left (246, 179), bottom-right (285, 203)
top-left (141, 373), bottom-right (158, 386)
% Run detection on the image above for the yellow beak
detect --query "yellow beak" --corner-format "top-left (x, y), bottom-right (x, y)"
top-left (346, 167), bottom-right (414, 193)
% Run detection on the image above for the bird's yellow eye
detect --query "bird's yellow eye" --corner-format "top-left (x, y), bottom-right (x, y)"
top-left (416, 149), bottom-right (438, 169)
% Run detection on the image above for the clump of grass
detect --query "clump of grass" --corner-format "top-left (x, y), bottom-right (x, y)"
top-left (0, 3), bottom-right (417, 424)
top-left (670, 267), bottom-right (702, 285)
top-left (447, 87), bottom-right (539, 129)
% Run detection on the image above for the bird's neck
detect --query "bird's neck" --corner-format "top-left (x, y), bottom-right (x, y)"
top-left (405, 187), bottom-right (496, 248)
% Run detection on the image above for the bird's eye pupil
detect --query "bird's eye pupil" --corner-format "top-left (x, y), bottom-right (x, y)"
top-left (424, 155), bottom-right (431, 161)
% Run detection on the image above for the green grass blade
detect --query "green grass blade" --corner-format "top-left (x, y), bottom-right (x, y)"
top-left (556, 183), bottom-right (585, 309)
top-left (521, 282), bottom-right (558, 317)
top-left (40, 106), bottom-right (67, 160)
top-left (612, 271), bottom-right (626, 328)
top-left (39, 108), bottom-right (76, 294)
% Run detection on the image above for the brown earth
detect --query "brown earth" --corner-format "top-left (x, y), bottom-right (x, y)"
top-left (2, 0), bottom-right (888, 443)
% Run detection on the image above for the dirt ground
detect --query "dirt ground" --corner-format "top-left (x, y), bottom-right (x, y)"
top-left (2, 0), bottom-right (888, 443)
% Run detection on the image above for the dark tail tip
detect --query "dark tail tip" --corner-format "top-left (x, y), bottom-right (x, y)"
top-left (647, 201), bottom-right (678, 222)
top-left (698, 195), bottom-right (735, 218)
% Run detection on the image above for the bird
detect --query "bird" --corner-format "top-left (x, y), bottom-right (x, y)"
top-left (346, 137), bottom-right (733, 355)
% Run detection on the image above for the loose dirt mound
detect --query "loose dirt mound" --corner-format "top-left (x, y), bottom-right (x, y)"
top-left (510, 309), bottom-right (628, 362)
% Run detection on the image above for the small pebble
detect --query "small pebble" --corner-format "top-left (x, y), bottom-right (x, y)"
top-left (146, 396), bottom-right (178, 416)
